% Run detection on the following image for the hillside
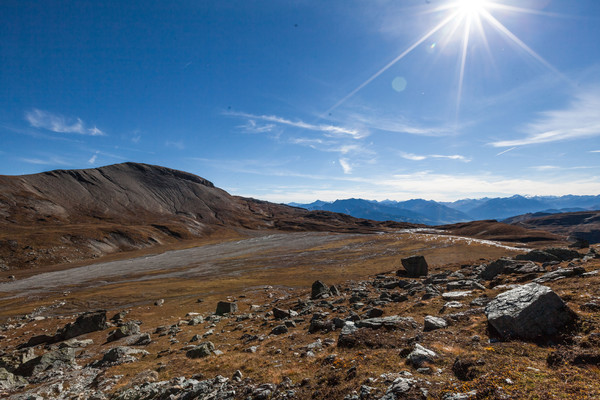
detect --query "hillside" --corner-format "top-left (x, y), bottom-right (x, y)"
top-left (0, 163), bottom-right (414, 270)
top-left (506, 210), bottom-right (600, 244)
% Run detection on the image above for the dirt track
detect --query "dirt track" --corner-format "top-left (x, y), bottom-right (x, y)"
top-left (0, 232), bottom-right (358, 299)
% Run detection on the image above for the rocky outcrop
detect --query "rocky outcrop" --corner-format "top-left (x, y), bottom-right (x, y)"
top-left (484, 283), bottom-right (577, 340)
top-left (215, 301), bottom-right (238, 315)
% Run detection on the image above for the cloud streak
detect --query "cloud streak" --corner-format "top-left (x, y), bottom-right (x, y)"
top-left (227, 111), bottom-right (367, 139)
top-left (25, 109), bottom-right (105, 136)
top-left (339, 158), bottom-right (352, 174)
top-left (490, 88), bottom-right (600, 147)
top-left (400, 152), bottom-right (470, 162)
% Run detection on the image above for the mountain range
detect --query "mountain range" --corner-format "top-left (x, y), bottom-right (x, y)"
top-left (291, 194), bottom-right (600, 225)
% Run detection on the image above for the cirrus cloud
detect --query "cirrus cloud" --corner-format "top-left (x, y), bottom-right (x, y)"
top-left (25, 109), bottom-right (105, 136)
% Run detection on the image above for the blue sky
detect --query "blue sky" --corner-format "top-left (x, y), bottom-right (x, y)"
top-left (2, 0), bottom-right (600, 202)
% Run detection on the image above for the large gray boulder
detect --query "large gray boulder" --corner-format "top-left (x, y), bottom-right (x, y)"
top-left (515, 248), bottom-right (580, 263)
top-left (16, 347), bottom-right (76, 376)
top-left (0, 367), bottom-right (28, 390)
top-left (61, 310), bottom-right (108, 340)
top-left (400, 255), bottom-right (428, 277)
top-left (479, 258), bottom-right (544, 280)
top-left (484, 283), bottom-right (576, 340)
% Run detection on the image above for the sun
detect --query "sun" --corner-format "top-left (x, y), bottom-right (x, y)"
top-left (456, 0), bottom-right (490, 15)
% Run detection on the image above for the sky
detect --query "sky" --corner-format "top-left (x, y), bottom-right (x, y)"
top-left (2, 0), bottom-right (600, 203)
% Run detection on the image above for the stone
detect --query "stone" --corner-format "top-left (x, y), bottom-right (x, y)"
top-left (406, 344), bottom-right (437, 367)
top-left (311, 280), bottom-right (331, 300)
top-left (61, 310), bottom-right (108, 340)
top-left (0, 367), bottom-right (28, 390)
top-left (424, 316), bottom-right (447, 331)
top-left (442, 291), bottom-right (472, 300)
top-left (356, 316), bottom-right (418, 330)
top-left (186, 341), bottom-right (215, 358)
top-left (366, 308), bottom-right (384, 318)
top-left (400, 255), bottom-right (428, 277)
top-left (534, 267), bottom-right (586, 283)
top-left (16, 347), bottom-right (76, 376)
top-left (308, 319), bottom-right (334, 333)
top-left (479, 258), bottom-right (544, 280)
top-left (154, 299), bottom-right (164, 306)
top-left (270, 325), bottom-right (288, 335)
top-left (515, 248), bottom-right (581, 263)
top-left (130, 332), bottom-right (151, 346)
top-left (215, 301), bottom-right (238, 315)
top-left (107, 321), bottom-right (140, 342)
top-left (272, 307), bottom-right (291, 320)
top-left (484, 283), bottom-right (577, 340)
top-left (94, 346), bottom-right (149, 366)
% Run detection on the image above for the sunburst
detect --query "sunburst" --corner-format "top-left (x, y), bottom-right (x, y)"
top-left (325, 0), bottom-right (562, 117)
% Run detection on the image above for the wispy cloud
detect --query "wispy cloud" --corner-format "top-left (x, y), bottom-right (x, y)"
top-left (19, 156), bottom-right (71, 166)
top-left (591, 150), bottom-right (600, 153)
top-left (165, 140), bottom-right (185, 150)
top-left (400, 152), bottom-right (470, 162)
top-left (88, 151), bottom-right (99, 164)
top-left (490, 88), bottom-right (600, 147)
top-left (25, 109), bottom-right (105, 136)
top-left (496, 147), bottom-right (517, 156)
top-left (226, 111), bottom-right (367, 139)
top-left (346, 112), bottom-right (453, 137)
top-left (339, 158), bottom-right (352, 174)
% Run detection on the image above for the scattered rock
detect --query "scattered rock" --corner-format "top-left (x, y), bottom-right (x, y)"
top-left (400, 255), bottom-right (428, 277)
top-left (0, 367), bottom-right (28, 390)
top-left (424, 316), bottom-right (447, 332)
top-left (16, 347), bottom-right (76, 376)
top-left (356, 316), bottom-right (418, 331)
top-left (406, 344), bottom-right (436, 367)
top-left (107, 321), bottom-right (140, 342)
top-left (270, 325), bottom-right (289, 335)
top-left (516, 248), bottom-right (580, 263)
top-left (484, 283), bottom-right (577, 340)
top-left (93, 346), bottom-right (149, 367)
top-left (186, 341), bottom-right (215, 358)
top-left (534, 267), bottom-right (586, 283)
top-left (154, 299), bottom-right (164, 306)
top-left (215, 301), bottom-right (238, 315)
top-left (311, 280), bottom-right (331, 299)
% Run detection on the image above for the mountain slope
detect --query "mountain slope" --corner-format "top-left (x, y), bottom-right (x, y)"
top-left (506, 210), bottom-right (600, 244)
top-left (0, 163), bottom-right (415, 270)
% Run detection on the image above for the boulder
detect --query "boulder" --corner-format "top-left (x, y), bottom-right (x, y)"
top-left (479, 258), bottom-right (544, 280)
top-left (94, 346), bottom-right (149, 366)
top-left (406, 344), bottom-right (436, 367)
top-left (515, 248), bottom-right (580, 263)
top-left (311, 280), bottom-right (331, 299)
top-left (16, 347), bottom-right (76, 376)
top-left (0, 367), bottom-right (27, 390)
top-left (107, 321), bottom-right (140, 342)
top-left (424, 316), bottom-right (448, 331)
top-left (356, 316), bottom-right (417, 331)
top-left (270, 325), bottom-right (289, 335)
top-left (272, 307), bottom-right (291, 320)
top-left (186, 342), bottom-right (215, 359)
top-left (484, 283), bottom-right (577, 340)
top-left (534, 267), bottom-right (586, 283)
top-left (61, 310), bottom-right (108, 340)
top-left (400, 255), bottom-right (428, 277)
top-left (215, 301), bottom-right (237, 315)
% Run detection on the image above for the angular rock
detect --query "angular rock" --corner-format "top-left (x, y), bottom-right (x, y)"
top-left (400, 255), bottom-right (428, 277)
top-left (516, 248), bottom-right (580, 263)
top-left (308, 319), bottom-right (334, 334)
top-left (534, 267), bottom-right (586, 283)
top-left (0, 367), bottom-right (28, 390)
top-left (61, 310), bottom-right (108, 340)
top-left (424, 316), bottom-right (447, 331)
top-left (311, 280), bottom-right (331, 300)
top-left (107, 321), bottom-right (140, 342)
top-left (406, 344), bottom-right (436, 367)
top-left (356, 316), bottom-right (417, 331)
top-left (16, 347), bottom-right (76, 376)
top-left (215, 301), bottom-right (238, 315)
top-left (270, 325), bottom-right (288, 335)
top-left (272, 307), bottom-right (291, 320)
top-left (186, 341), bottom-right (215, 358)
top-left (94, 346), bottom-right (149, 366)
top-left (484, 283), bottom-right (577, 340)
top-left (479, 258), bottom-right (544, 280)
